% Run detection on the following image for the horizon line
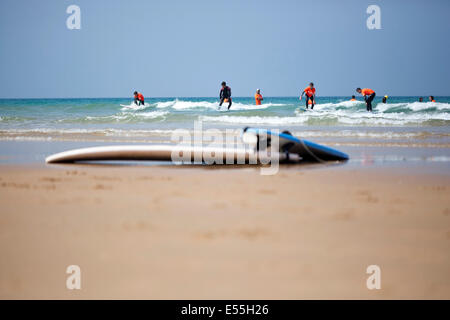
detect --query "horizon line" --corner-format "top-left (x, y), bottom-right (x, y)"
top-left (0, 95), bottom-right (446, 100)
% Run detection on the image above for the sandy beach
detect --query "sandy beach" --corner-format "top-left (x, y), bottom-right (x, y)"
top-left (0, 163), bottom-right (449, 299)
top-left (1, 0), bottom-right (450, 306)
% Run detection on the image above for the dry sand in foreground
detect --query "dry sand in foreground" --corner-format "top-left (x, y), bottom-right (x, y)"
top-left (0, 164), bottom-right (449, 299)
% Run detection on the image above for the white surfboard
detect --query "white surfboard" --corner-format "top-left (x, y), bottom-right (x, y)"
top-left (45, 128), bottom-right (348, 164)
top-left (45, 145), bottom-right (299, 164)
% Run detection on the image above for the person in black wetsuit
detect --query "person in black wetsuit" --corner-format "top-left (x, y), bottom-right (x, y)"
top-left (219, 81), bottom-right (232, 110)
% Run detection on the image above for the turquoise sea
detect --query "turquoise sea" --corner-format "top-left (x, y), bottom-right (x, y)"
top-left (1, 96), bottom-right (449, 133)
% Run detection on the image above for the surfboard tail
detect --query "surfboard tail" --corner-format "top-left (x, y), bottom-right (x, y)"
top-left (242, 127), bottom-right (349, 162)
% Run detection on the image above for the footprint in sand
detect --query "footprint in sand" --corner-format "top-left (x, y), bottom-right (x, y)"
top-left (42, 184), bottom-right (56, 190)
top-left (137, 176), bottom-right (154, 181)
top-left (356, 190), bottom-right (379, 203)
top-left (122, 220), bottom-right (155, 232)
top-left (431, 186), bottom-right (448, 192)
top-left (194, 229), bottom-right (228, 240)
top-left (332, 209), bottom-right (355, 221)
top-left (212, 202), bottom-right (228, 209)
top-left (238, 228), bottom-right (270, 240)
top-left (93, 184), bottom-right (112, 190)
top-left (93, 176), bottom-right (122, 182)
top-left (1, 182), bottom-right (30, 189)
top-left (65, 170), bottom-right (86, 176)
top-left (258, 189), bottom-right (276, 195)
top-left (40, 177), bottom-right (62, 182)
top-left (195, 228), bottom-right (271, 241)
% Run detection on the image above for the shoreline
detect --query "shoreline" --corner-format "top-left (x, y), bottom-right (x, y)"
top-left (1, 140), bottom-right (449, 175)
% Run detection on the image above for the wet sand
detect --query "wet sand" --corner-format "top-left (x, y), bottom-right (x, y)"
top-left (0, 163), bottom-right (449, 299)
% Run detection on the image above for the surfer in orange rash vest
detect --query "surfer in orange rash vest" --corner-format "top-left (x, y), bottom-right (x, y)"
top-left (133, 91), bottom-right (145, 106)
top-left (356, 87), bottom-right (376, 112)
top-left (255, 89), bottom-right (263, 105)
top-left (300, 82), bottom-right (316, 109)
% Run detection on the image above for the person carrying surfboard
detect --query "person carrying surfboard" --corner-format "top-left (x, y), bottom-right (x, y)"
top-left (300, 82), bottom-right (316, 109)
top-left (255, 89), bottom-right (263, 105)
top-left (219, 81), bottom-right (232, 110)
top-left (133, 91), bottom-right (145, 106)
top-left (356, 87), bottom-right (376, 112)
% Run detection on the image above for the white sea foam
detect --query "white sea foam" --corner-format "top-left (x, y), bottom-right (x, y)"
top-left (82, 110), bottom-right (169, 122)
top-left (120, 102), bottom-right (152, 111)
top-left (0, 128), bottom-right (174, 135)
top-left (201, 109), bottom-right (450, 126)
top-left (375, 101), bottom-right (450, 112)
top-left (153, 99), bottom-right (283, 111)
top-left (200, 115), bottom-right (308, 125)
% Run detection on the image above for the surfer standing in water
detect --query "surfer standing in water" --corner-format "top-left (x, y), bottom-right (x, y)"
top-left (255, 89), bottom-right (263, 105)
top-left (133, 91), bottom-right (145, 106)
top-left (300, 82), bottom-right (316, 109)
top-left (356, 87), bottom-right (376, 112)
top-left (219, 81), bottom-right (232, 110)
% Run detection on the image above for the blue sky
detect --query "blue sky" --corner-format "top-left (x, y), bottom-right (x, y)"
top-left (0, 0), bottom-right (449, 98)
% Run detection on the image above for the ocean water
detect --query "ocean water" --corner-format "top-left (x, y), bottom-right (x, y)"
top-left (0, 96), bottom-right (449, 145)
